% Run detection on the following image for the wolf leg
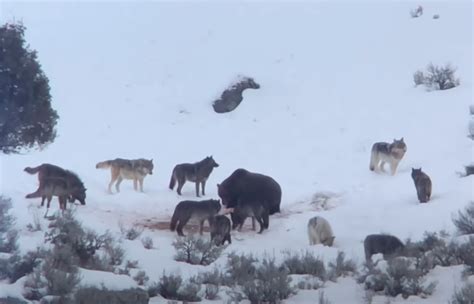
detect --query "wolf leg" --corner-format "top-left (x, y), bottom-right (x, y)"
top-left (177, 180), bottom-right (185, 195)
top-left (195, 182), bottom-right (200, 197)
top-left (379, 161), bottom-right (386, 172)
top-left (199, 220), bottom-right (205, 235)
top-left (256, 216), bottom-right (265, 234)
top-left (251, 217), bottom-right (256, 231)
top-left (139, 178), bottom-right (144, 192)
top-left (133, 179), bottom-right (138, 191)
top-left (108, 167), bottom-right (119, 194)
top-left (390, 161), bottom-right (399, 175)
top-left (201, 180), bottom-right (206, 196)
top-left (225, 233), bottom-right (231, 244)
top-left (115, 176), bottom-right (123, 193)
top-left (176, 216), bottom-right (190, 236)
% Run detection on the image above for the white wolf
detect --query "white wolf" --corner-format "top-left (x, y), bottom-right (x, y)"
top-left (307, 216), bottom-right (335, 246)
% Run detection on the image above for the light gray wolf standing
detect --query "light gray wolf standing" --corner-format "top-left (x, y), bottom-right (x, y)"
top-left (411, 168), bottom-right (432, 203)
top-left (364, 234), bottom-right (405, 263)
top-left (369, 138), bottom-right (407, 175)
top-left (170, 199), bottom-right (221, 236)
top-left (307, 216), bottom-right (335, 246)
top-left (169, 156), bottom-right (219, 197)
top-left (24, 163), bottom-right (87, 207)
top-left (209, 215), bottom-right (231, 245)
top-left (95, 158), bottom-right (154, 193)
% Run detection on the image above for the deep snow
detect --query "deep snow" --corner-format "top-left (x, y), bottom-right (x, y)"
top-left (0, 1), bottom-right (472, 303)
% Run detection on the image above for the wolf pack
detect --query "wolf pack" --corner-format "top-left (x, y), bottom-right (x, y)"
top-left (24, 137), bottom-right (433, 263)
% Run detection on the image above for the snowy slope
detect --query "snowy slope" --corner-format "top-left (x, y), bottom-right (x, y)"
top-left (1, 1), bottom-right (472, 303)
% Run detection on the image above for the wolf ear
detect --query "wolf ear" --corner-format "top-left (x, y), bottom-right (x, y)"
top-left (150, 159), bottom-right (153, 162)
top-left (400, 137), bottom-right (404, 141)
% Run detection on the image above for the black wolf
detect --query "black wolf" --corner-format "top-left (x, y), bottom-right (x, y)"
top-left (209, 215), bottom-right (232, 245)
top-left (230, 200), bottom-right (269, 234)
top-left (96, 158), bottom-right (154, 193)
top-left (411, 168), bottom-right (432, 203)
top-left (170, 199), bottom-right (221, 236)
top-left (26, 177), bottom-right (80, 213)
top-left (169, 156), bottom-right (219, 197)
top-left (217, 168), bottom-right (281, 214)
top-left (364, 234), bottom-right (405, 263)
top-left (24, 164), bottom-right (86, 206)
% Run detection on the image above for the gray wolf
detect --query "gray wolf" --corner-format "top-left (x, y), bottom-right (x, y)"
top-left (209, 215), bottom-right (231, 245)
top-left (213, 77), bottom-right (260, 113)
top-left (24, 164), bottom-right (86, 206)
top-left (26, 177), bottom-right (78, 215)
top-left (369, 138), bottom-right (407, 175)
top-left (96, 158), bottom-right (153, 193)
top-left (217, 168), bottom-right (281, 214)
top-left (364, 234), bottom-right (405, 263)
top-left (411, 168), bottom-right (432, 203)
top-left (169, 156), bottom-right (219, 197)
top-left (307, 216), bottom-right (335, 246)
top-left (229, 199), bottom-right (269, 234)
top-left (170, 199), bottom-right (221, 236)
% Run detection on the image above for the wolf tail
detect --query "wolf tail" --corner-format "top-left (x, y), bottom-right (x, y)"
top-left (24, 165), bottom-right (42, 175)
top-left (96, 160), bottom-right (111, 169)
top-left (170, 209), bottom-right (179, 231)
top-left (169, 169), bottom-right (176, 190)
top-left (369, 146), bottom-right (377, 171)
top-left (25, 190), bottom-right (41, 199)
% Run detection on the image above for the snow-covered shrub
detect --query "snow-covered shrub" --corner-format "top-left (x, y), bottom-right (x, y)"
top-left (141, 236), bottom-right (154, 249)
top-left (119, 222), bottom-right (144, 241)
top-left (455, 237), bottom-right (474, 276)
top-left (414, 63), bottom-right (460, 90)
top-left (125, 259), bottom-right (139, 269)
top-left (296, 276), bottom-right (324, 290)
top-left (42, 244), bottom-right (81, 298)
top-left (26, 208), bottom-right (42, 232)
top-left (410, 5), bottom-right (423, 18)
top-left (451, 282), bottom-right (474, 304)
top-left (242, 257), bottom-right (296, 303)
top-left (282, 250), bottom-right (327, 280)
top-left (173, 234), bottom-right (225, 266)
top-left (133, 270), bottom-right (149, 286)
top-left (74, 287), bottom-right (149, 304)
top-left (225, 252), bottom-right (257, 286)
top-left (413, 70), bottom-right (425, 86)
top-left (453, 202), bottom-right (474, 235)
top-left (23, 267), bottom-right (47, 300)
top-left (177, 282), bottom-right (201, 302)
top-left (150, 272), bottom-right (201, 301)
top-left (156, 273), bottom-right (182, 300)
top-left (0, 196), bottom-right (18, 253)
top-left (6, 249), bottom-right (42, 283)
top-left (360, 257), bottom-right (437, 299)
top-left (0, 298), bottom-right (27, 304)
top-left (104, 241), bottom-right (125, 267)
top-left (195, 267), bottom-right (223, 286)
top-left (327, 251), bottom-right (357, 281)
top-left (318, 291), bottom-right (332, 304)
top-left (45, 211), bottom-right (115, 270)
top-left (205, 284), bottom-right (219, 300)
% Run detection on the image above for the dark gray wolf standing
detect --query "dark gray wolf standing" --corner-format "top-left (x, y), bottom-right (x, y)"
top-left (230, 200), bottom-right (269, 234)
top-left (217, 168), bottom-right (282, 214)
top-left (24, 164), bottom-right (87, 206)
top-left (169, 156), bottom-right (219, 197)
top-left (170, 199), bottom-right (221, 236)
top-left (369, 138), bottom-right (407, 175)
top-left (209, 215), bottom-right (231, 245)
top-left (26, 178), bottom-right (76, 216)
top-left (95, 158), bottom-right (154, 193)
top-left (307, 216), bottom-right (335, 246)
top-left (364, 234), bottom-right (405, 263)
top-left (411, 168), bottom-right (432, 203)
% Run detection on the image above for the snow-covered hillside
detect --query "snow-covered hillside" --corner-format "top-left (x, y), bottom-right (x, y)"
top-left (1, 1), bottom-right (472, 303)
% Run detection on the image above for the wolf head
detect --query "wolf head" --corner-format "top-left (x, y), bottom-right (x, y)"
top-left (392, 137), bottom-right (407, 152)
top-left (208, 199), bottom-right (222, 215)
top-left (204, 156), bottom-right (219, 168)
top-left (140, 159), bottom-right (154, 175)
top-left (243, 77), bottom-right (260, 90)
top-left (217, 184), bottom-right (230, 207)
top-left (411, 167), bottom-right (423, 178)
